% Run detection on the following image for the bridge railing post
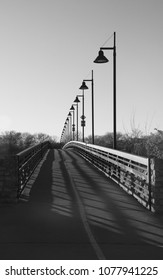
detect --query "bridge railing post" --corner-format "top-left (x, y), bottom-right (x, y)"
top-left (150, 158), bottom-right (163, 213)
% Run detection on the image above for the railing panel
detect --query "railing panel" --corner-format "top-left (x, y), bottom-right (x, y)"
top-left (16, 141), bottom-right (49, 197)
top-left (63, 141), bottom-right (152, 211)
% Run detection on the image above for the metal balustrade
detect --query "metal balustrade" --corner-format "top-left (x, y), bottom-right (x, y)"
top-left (63, 141), bottom-right (152, 211)
top-left (16, 141), bottom-right (50, 197)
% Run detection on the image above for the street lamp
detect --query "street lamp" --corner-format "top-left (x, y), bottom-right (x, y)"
top-left (70, 105), bottom-right (75, 141)
top-left (80, 70), bottom-right (94, 144)
top-left (73, 96), bottom-right (80, 141)
top-left (94, 31), bottom-right (117, 149)
top-left (68, 112), bottom-right (72, 141)
top-left (79, 81), bottom-right (88, 142)
top-left (61, 122), bottom-right (66, 143)
top-left (60, 131), bottom-right (63, 143)
top-left (65, 117), bottom-right (69, 140)
top-left (76, 94), bottom-right (83, 141)
top-left (63, 124), bottom-right (66, 142)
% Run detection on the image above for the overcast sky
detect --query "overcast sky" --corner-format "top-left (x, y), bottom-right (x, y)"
top-left (0, 0), bottom-right (163, 140)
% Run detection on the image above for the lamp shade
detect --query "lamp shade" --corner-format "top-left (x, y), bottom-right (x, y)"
top-left (68, 112), bottom-right (71, 117)
top-left (74, 96), bottom-right (80, 103)
top-left (79, 81), bottom-right (88, 90)
top-left (94, 50), bottom-right (109, 63)
top-left (70, 105), bottom-right (75, 110)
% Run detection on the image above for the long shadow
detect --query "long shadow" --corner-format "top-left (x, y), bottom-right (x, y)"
top-left (64, 150), bottom-right (163, 259)
top-left (0, 150), bottom-right (55, 260)
top-left (29, 148), bottom-right (54, 204)
top-left (0, 149), bottom-right (97, 260)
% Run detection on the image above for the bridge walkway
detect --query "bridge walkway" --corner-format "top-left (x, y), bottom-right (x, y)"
top-left (0, 148), bottom-right (163, 260)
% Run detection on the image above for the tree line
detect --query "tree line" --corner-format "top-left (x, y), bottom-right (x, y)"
top-left (1, 129), bottom-right (163, 159)
top-left (85, 128), bottom-right (163, 159)
top-left (0, 131), bottom-right (59, 156)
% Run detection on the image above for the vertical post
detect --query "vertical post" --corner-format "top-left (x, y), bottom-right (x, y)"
top-left (113, 32), bottom-right (116, 149)
top-left (148, 158), bottom-right (152, 211)
top-left (69, 114), bottom-right (72, 141)
top-left (76, 102), bottom-right (78, 141)
top-left (67, 119), bottom-right (69, 140)
top-left (82, 90), bottom-right (84, 142)
top-left (92, 70), bottom-right (95, 144)
top-left (72, 110), bottom-right (75, 141)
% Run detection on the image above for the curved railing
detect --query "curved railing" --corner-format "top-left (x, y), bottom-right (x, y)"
top-left (63, 141), bottom-right (152, 211)
top-left (16, 141), bottom-right (50, 197)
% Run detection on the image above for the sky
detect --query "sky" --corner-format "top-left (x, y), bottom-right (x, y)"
top-left (0, 0), bottom-right (163, 140)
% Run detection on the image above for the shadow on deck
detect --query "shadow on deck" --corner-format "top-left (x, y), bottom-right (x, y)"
top-left (0, 149), bottom-right (163, 260)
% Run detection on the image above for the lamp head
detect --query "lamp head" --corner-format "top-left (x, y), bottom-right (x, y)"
top-left (74, 96), bottom-right (80, 103)
top-left (70, 105), bottom-right (75, 111)
top-left (79, 81), bottom-right (88, 90)
top-left (68, 112), bottom-right (71, 117)
top-left (94, 50), bottom-right (109, 63)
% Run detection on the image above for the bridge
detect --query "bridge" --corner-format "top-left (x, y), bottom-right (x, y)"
top-left (0, 141), bottom-right (163, 259)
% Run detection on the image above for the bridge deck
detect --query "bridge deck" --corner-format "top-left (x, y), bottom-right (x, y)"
top-left (0, 149), bottom-right (163, 260)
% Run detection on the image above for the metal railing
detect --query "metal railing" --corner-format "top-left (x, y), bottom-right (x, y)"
top-left (63, 141), bottom-right (152, 211)
top-left (16, 141), bottom-right (49, 197)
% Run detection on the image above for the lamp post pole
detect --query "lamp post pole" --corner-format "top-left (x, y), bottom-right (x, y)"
top-left (66, 117), bottom-right (69, 141)
top-left (75, 103), bottom-right (78, 141)
top-left (78, 93), bottom-right (85, 142)
top-left (76, 94), bottom-right (83, 141)
top-left (113, 32), bottom-right (116, 149)
top-left (70, 105), bottom-right (75, 141)
top-left (62, 123), bottom-right (66, 143)
top-left (73, 96), bottom-right (80, 141)
top-left (72, 110), bottom-right (75, 141)
top-left (82, 70), bottom-right (94, 144)
top-left (94, 32), bottom-right (116, 149)
top-left (68, 112), bottom-right (72, 141)
top-left (79, 81), bottom-right (88, 142)
top-left (82, 90), bottom-right (84, 142)
top-left (63, 124), bottom-right (66, 142)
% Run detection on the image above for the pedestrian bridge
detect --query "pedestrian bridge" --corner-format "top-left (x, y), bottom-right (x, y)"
top-left (0, 141), bottom-right (163, 259)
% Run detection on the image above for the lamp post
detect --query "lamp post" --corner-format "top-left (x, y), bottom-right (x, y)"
top-left (60, 131), bottom-right (63, 143)
top-left (61, 124), bottom-right (66, 143)
top-left (80, 70), bottom-right (94, 144)
top-left (70, 105), bottom-right (75, 141)
top-left (61, 115), bottom-right (71, 143)
top-left (68, 112), bottom-right (72, 141)
top-left (66, 116), bottom-right (69, 140)
top-left (65, 117), bottom-right (69, 141)
top-left (79, 81), bottom-right (88, 142)
top-left (64, 120), bottom-right (68, 142)
top-left (63, 124), bottom-right (66, 142)
top-left (76, 94), bottom-right (83, 141)
top-left (73, 96), bottom-right (80, 141)
top-left (94, 32), bottom-right (116, 149)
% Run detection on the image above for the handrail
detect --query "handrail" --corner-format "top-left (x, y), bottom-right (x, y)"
top-left (16, 141), bottom-right (49, 197)
top-left (63, 141), bottom-right (151, 211)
